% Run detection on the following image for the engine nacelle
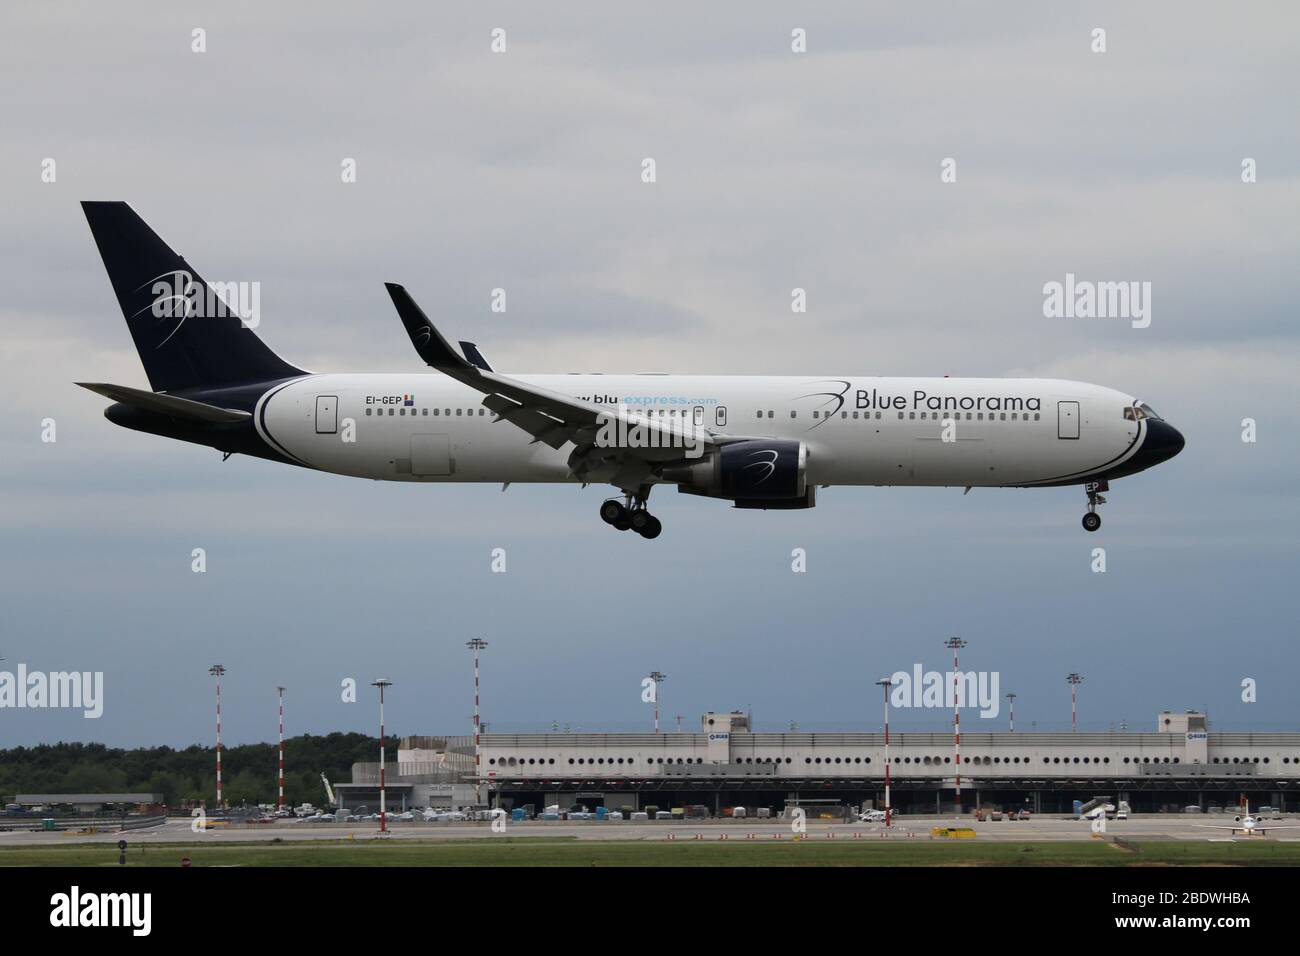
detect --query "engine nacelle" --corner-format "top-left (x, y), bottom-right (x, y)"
top-left (662, 439), bottom-right (810, 503)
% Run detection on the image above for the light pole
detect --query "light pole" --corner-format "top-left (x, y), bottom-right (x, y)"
top-left (208, 665), bottom-right (225, 808)
top-left (467, 639), bottom-right (489, 806)
top-left (648, 671), bottom-right (666, 733)
top-left (876, 678), bottom-right (894, 828)
top-left (1067, 673), bottom-right (1083, 732)
top-left (276, 686), bottom-right (286, 812)
top-left (371, 679), bottom-right (392, 832)
top-left (1006, 692), bottom-right (1017, 733)
top-left (944, 637), bottom-right (967, 816)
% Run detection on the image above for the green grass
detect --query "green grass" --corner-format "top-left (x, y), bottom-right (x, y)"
top-left (3, 838), bottom-right (1300, 867)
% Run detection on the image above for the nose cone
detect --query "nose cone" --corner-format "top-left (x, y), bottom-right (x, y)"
top-left (1140, 419), bottom-right (1185, 467)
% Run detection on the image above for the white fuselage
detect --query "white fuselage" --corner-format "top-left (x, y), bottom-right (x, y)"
top-left (255, 373), bottom-right (1144, 488)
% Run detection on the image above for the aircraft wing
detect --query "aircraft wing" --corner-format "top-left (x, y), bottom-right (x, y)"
top-left (1193, 823), bottom-right (1300, 830)
top-left (385, 283), bottom-right (740, 488)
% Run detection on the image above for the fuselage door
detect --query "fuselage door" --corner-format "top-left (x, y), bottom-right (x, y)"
top-left (315, 395), bottom-right (338, 434)
top-left (1057, 401), bottom-right (1080, 440)
top-left (411, 434), bottom-right (452, 476)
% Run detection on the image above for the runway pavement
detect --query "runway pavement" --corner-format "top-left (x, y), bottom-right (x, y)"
top-left (3, 814), bottom-right (1296, 847)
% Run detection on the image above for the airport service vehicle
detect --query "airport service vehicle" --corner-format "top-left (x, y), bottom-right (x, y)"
top-left (79, 202), bottom-right (1184, 539)
top-left (1194, 802), bottom-right (1300, 837)
top-left (422, 808), bottom-right (467, 822)
top-left (859, 809), bottom-right (887, 823)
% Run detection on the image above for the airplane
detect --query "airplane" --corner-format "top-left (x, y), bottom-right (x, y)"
top-left (77, 202), bottom-right (1185, 539)
top-left (1194, 801), bottom-right (1300, 837)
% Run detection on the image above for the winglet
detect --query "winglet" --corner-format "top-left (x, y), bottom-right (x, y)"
top-left (459, 341), bottom-right (493, 372)
top-left (383, 283), bottom-right (474, 372)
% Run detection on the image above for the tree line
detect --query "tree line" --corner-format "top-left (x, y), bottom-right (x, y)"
top-left (0, 732), bottom-right (397, 807)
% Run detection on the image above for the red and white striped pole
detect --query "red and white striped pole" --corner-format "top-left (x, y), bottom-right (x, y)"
top-left (209, 664), bottom-right (225, 809)
top-left (945, 638), bottom-right (967, 817)
top-left (876, 678), bottom-right (893, 828)
top-left (467, 639), bottom-right (488, 805)
top-left (1067, 673), bottom-right (1083, 733)
top-left (276, 686), bottom-right (286, 811)
top-left (372, 679), bottom-right (392, 832)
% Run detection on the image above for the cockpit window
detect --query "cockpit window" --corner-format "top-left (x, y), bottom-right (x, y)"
top-left (1126, 403), bottom-right (1163, 421)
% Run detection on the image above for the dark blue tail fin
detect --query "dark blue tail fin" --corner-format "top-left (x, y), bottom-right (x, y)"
top-left (81, 201), bottom-right (304, 392)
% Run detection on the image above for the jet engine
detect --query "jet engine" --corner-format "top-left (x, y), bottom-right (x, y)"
top-left (661, 439), bottom-right (814, 508)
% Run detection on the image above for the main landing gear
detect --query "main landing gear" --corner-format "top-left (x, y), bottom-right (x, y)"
top-left (600, 491), bottom-right (661, 539)
top-left (1082, 480), bottom-right (1107, 532)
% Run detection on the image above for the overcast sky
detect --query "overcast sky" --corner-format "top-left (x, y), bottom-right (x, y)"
top-left (1, 2), bottom-right (1298, 748)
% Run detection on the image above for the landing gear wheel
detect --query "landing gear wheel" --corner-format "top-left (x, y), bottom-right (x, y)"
top-left (630, 510), bottom-right (651, 532)
top-left (637, 515), bottom-right (662, 539)
top-left (612, 514), bottom-right (633, 531)
top-left (1081, 480), bottom-right (1107, 533)
top-left (599, 500), bottom-right (627, 525)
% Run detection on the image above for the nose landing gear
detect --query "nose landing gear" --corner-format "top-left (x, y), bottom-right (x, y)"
top-left (600, 489), bottom-right (661, 539)
top-left (1082, 480), bottom-right (1107, 532)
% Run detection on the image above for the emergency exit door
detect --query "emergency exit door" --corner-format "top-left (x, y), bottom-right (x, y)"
top-left (315, 395), bottom-right (338, 434)
top-left (1057, 401), bottom-right (1080, 439)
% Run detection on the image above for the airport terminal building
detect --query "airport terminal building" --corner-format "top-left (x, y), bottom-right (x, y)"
top-left (346, 711), bottom-right (1300, 815)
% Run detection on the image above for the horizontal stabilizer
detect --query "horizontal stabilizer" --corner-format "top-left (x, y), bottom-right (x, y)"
top-left (76, 382), bottom-right (251, 423)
